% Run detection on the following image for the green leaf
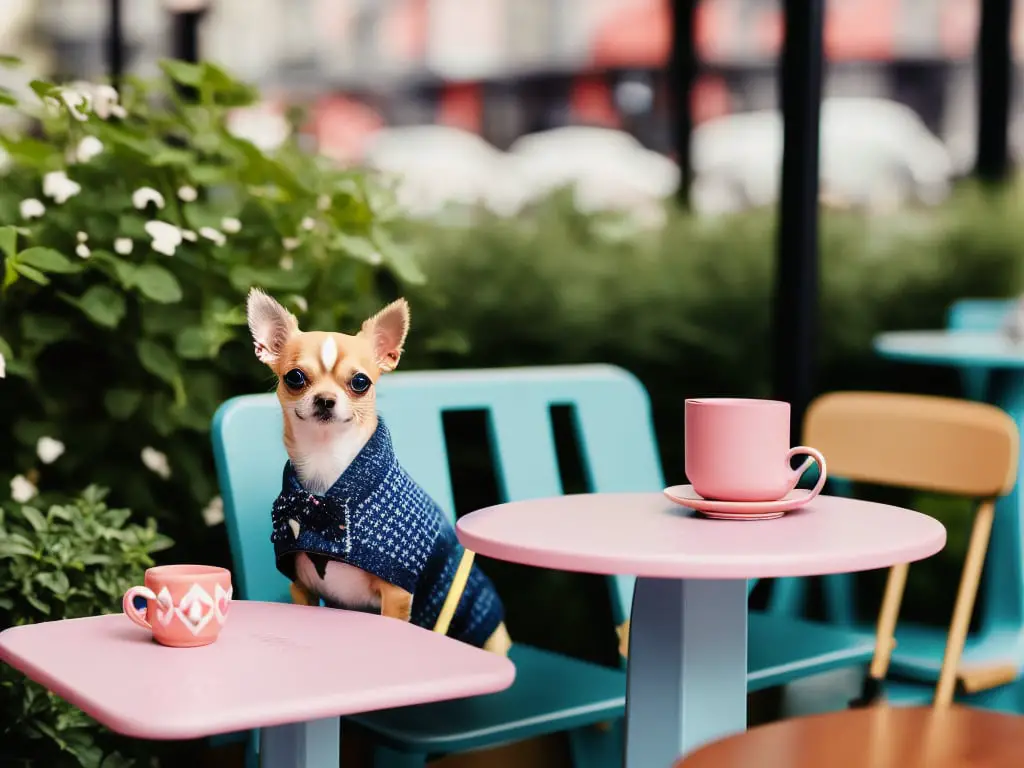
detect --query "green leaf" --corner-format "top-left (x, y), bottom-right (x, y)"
top-left (149, 147), bottom-right (194, 166)
top-left (13, 262), bottom-right (50, 285)
top-left (0, 225), bottom-right (17, 257)
top-left (22, 314), bottom-right (73, 344)
top-left (28, 79), bottom-right (58, 100)
top-left (0, 89), bottom-right (15, 106)
top-left (19, 506), bottom-right (47, 533)
top-left (159, 59), bottom-right (204, 86)
top-left (374, 228), bottom-right (426, 285)
top-left (35, 571), bottom-right (70, 595)
top-left (17, 247), bottom-right (81, 274)
top-left (136, 339), bottom-right (179, 384)
top-left (132, 263), bottom-right (182, 303)
top-left (104, 389), bottom-right (143, 420)
top-left (0, 537), bottom-right (36, 558)
top-left (0, 55), bottom-right (22, 68)
top-left (91, 250), bottom-right (137, 287)
top-left (75, 286), bottom-right (126, 328)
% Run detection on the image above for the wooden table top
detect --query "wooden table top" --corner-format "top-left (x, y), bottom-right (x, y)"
top-left (676, 705), bottom-right (1024, 768)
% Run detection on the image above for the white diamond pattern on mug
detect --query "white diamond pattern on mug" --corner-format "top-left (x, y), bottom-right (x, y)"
top-left (154, 587), bottom-right (176, 626)
top-left (213, 584), bottom-right (232, 625)
top-left (174, 583), bottom-right (215, 636)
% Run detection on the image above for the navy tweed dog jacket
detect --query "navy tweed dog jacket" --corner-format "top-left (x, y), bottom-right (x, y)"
top-left (270, 418), bottom-right (504, 648)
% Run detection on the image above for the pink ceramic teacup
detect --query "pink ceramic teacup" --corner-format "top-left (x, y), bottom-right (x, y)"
top-left (122, 564), bottom-right (232, 648)
top-left (684, 398), bottom-right (827, 502)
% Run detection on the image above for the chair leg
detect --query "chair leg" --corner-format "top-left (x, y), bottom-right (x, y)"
top-left (568, 720), bottom-right (623, 768)
top-left (245, 730), bottom-right (259, 768)
top-left (371, 743), bottom-right (430, 768)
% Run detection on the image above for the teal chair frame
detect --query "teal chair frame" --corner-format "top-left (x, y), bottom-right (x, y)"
top-left (212, 364), bottom-right (654, 768)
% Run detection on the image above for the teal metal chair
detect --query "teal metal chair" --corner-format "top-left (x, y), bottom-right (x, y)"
top-left (212, 364), bottom-right (878, 766)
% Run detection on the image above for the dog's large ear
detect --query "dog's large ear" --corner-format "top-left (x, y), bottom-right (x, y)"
top-left (246, 287), bottom-right (298, 366)
top-left (360, 298), bottom-right (410, 373)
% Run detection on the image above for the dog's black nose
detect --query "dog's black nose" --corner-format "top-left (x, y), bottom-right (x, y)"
top-left (314, 395), bottom-right (336, 411)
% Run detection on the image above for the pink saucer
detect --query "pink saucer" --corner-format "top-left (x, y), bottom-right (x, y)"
top-left (663, 484), bottom-right (816, 520)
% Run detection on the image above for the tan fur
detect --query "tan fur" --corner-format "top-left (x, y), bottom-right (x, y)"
top-left (247, 289), bottom-right (511, 657)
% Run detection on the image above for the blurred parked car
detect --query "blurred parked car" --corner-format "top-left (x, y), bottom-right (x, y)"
top-left (691, 97), bottom-right (955, 215)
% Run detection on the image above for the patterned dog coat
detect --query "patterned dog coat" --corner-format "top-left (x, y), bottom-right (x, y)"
top-left (270, 419), bottom-right (504, 648)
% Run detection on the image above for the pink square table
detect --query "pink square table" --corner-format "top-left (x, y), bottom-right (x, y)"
top-left (0, 600), bottom-right (515, 768)
top-left (457, 492), bottom-right (946, 768)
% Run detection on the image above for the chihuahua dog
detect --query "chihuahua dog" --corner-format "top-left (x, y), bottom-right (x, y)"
top-left (246, 288), bottom-right (511, 655)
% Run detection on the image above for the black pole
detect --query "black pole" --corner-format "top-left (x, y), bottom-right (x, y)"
top-left (171, 9), bottom-right (203, 64)
top-left (772, 0), bottom-right (825, 441)
top-left (975, 0), bottom-right (1014, 183)
top-left (668, 0), bottom-right (699, 207)
top-left (170, 6), bottom-right (205, 102)
top-left (107, 0), bottom-right (124, 87)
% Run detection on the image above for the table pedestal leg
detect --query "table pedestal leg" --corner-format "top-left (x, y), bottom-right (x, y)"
top-left (260, 717), bottom-right (340, 768)
top-left (624, 577), bottom-right (748, 768)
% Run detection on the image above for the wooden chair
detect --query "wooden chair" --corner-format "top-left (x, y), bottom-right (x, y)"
top-left (675, 391), bottom-right (1022, 768)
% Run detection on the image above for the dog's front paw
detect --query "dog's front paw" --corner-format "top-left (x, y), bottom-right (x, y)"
top-left (290, 581), bottom-right (318, 606)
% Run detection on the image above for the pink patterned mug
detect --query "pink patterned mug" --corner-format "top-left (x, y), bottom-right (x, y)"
top-left (122, 564), bottom-right (233, 648)
top-left (684, 398), bottom-right (827, 502)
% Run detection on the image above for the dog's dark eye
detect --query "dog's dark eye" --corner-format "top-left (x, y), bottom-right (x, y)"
top-left (350, 373), bottom-right (372, 394)
top-left (283, 369), bottom-right (307, 390)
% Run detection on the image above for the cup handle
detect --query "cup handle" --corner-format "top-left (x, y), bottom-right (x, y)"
top-left (787, 446), bottom-right (828, 501)
top-left (122, 586), bottom-right (157, 630)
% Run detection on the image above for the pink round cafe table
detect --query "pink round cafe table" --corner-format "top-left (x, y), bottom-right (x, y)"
top-left (457, 492), bottom-right (946, 768)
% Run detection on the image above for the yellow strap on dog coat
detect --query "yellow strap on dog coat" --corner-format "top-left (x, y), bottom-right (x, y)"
top-left (432, 548), bottom-right (476, 635)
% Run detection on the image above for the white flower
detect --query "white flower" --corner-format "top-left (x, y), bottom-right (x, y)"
top-left (58, 87), bottom-right (90, 121)
top-left (221, 217), bottom-right (241, 233)
top-left (177, 185), bottom-right (198, 202)
top-left (10, 474), bottom-right (37, 503)
top-left (114, 238), bottom-right (133, 255)
top-left (279, 255), bottom-right (294, 270)
top-left (42, 171), bottom-right (81, 204)
top-left (181, 229), bottom-right (197, 242)
top-left (75, 135), bottom-right (104, 163)
top-left (226, 103), bottom-right (290, 152)
top-left (367, 251), bottom-right (383, 265)
top-left (91, 84), bottom-right (120, 119)
top-left (75, 243), bottom-right (91, 259)
top-left (132, 186), bottom-right (165, 210)
top-left (144, 220), bottom-right (183, 256)
top-left (0, 351), bottom-right (6, 378)
top-left (76, 231), bottom-right (88, 243)
top-left (202, 496), bottom-right (224, 527)
top-left (36, 436), bottom-right (65, 465)
top-left (294, 296), bottom-right (308, 312)
top-left (300, 216), bottom-right (316, 231)
top-left (317, 194), bottom-right (331, 211)
top-left (141, 447), bottom-right (171, 480)
top-left (282, 237), bottom-right (299, 251)
top-left (110, 104), bottom-right (127, 119)
top-left (199, 227), bottom-right (226, 246)
top-left (19, 198), bottom-right (45, 219)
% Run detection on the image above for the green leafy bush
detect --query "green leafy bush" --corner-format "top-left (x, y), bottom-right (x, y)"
top-left (0, 59), bottom-right (416, 565)
top-left (0, 485), bottom-right (173, 767)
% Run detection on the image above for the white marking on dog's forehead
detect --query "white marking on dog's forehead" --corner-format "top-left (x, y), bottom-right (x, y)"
top-left (319, 336), bottom-right (338, 371)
